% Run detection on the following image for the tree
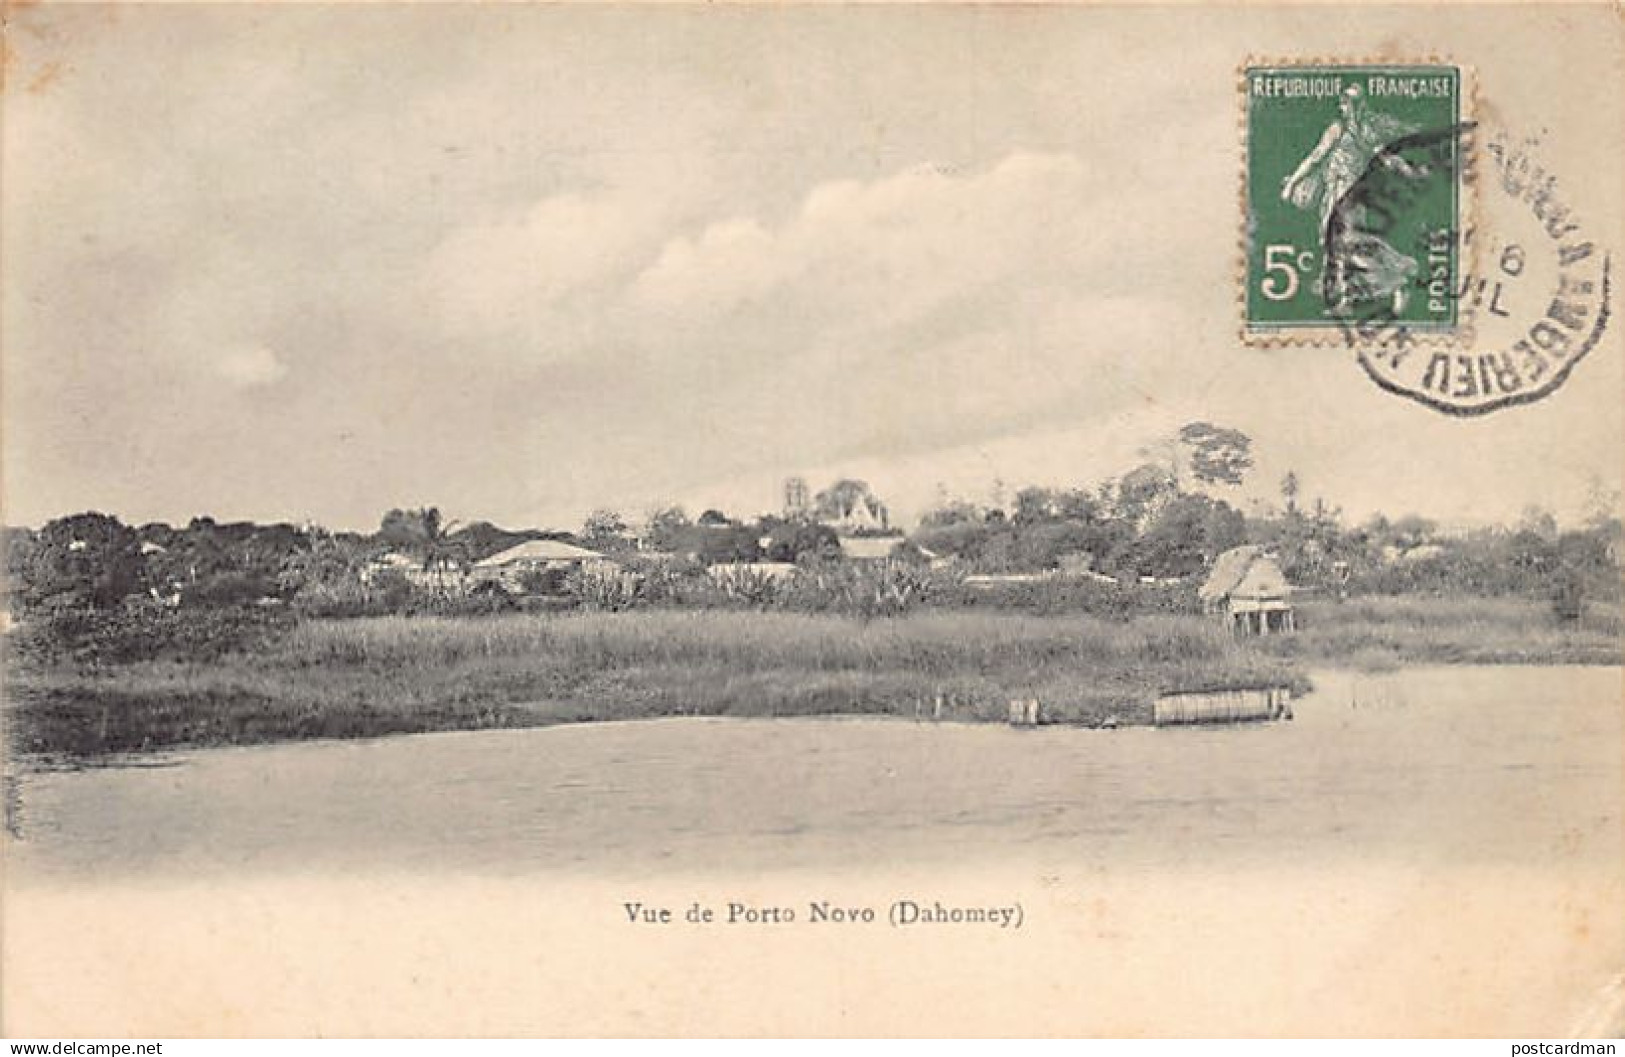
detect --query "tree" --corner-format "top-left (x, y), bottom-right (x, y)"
top-left (185, 570), bottom-right (274, 608)
top-left (279, 529), bottom-right (369, 609)
top-left (1114, 463), bottom-right (1179, 528)
top-left (1507, 529), bottom-right (1556, 579)
top-left (451, 522), bottom-right (551, 563)
top-left (1013, 486), bottom-right (1099, 525)
top-left (379, 507), bottom-right (442, 550)
top-left (1390, 514), bottom-right (1437, 549)
top-left (1013, 487), bottom-right (1058, 525)
top-left (912, 518), bottom-right (996, 564)
top-left (813, 479), bottom-right (888, 529)
top-left (1009, 520), bottom-right (1100, 571)
top-left (21, 512), bottom-right (148, 612)
top-left (234, 524), bottom-right (308, 594)
top-left (695, 524), bottom-right (761, 565)
top-left (157, 517), bottom-right (234, 586)
top-left (1178, 422), bottom-right (1254, 487)
top-left (757, 517), bottom-right (839, 564)
top-left (376, 506), bottom-right (464, 573)
top-left (1136, 494), bottom-right (1246, 578)
top-left (582, 508), bottom-right (628, 545)
top-left (3, 527), bottom-right (38, 601)
top-left (1280, 471), bottom-right (1302, 517)
top-left (1516, 504), bottom-right (1558, 541)
top-left (645, 506), bottom-right (692, 551)
top-left (1581, 473), bottom-right (1621, 533)
top-left (919, 497), bottom-right (982, 528)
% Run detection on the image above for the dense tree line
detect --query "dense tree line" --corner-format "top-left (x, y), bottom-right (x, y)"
top-left (3, 418), bottom-right (1619, 650)
top-left (914, 475), bottom-right (1621, 603)
top-left (2, 508), bottom-right (552, 619)
top-left (0, 499), bottom-right (854, 629)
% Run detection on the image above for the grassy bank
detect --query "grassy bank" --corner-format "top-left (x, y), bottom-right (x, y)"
top-left (6, 610), bottom-right (1304, 758)
top-left (1257, 595), bottom-right (1624, 668)
top-left (7, 594), bottom-right (1617, 761)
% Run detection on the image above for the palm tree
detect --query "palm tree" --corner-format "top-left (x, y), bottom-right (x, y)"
top-left (1280, 472), bottom-right (1301, 517)
top-left (379, 507), bottom-right (467, 592)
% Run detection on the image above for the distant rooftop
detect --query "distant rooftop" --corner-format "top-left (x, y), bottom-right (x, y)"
top-left (837, 535), bottom-right (905, 561)
top-left (474, 540), bottom-right (604, 567)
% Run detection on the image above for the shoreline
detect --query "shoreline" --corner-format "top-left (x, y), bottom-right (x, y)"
top-left (4, 596), bottom-right (1618, 764)
top-left (8, 663), bottom-right (1620, 1039)
top-left (8, 656), bottom-right (1622, 774)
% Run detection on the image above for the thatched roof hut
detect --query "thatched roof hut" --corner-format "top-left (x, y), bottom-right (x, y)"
top-left (1199, 545), bottom-right (1294, 634)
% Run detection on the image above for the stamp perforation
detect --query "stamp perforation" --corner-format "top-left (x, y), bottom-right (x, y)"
top-left (1237, 57), bottom-right (1480, 351)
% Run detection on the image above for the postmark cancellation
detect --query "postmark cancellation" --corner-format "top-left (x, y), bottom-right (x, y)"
top-left (1242, 61), bottom-right (1610, 416)
top-left (1243, 63), bottom-right (1466, 341)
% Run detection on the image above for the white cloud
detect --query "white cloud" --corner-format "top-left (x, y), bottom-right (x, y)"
top-left (632, 152), bottom-right (1098, 328)
top-left (215, 345), bottom-right (288, 389)
top-left (463, 151), bottom-right (1228, 525)
top-left (420, 192), bottom-right (667, 339)
top-left (7, 6), bottom-right (1617, 535)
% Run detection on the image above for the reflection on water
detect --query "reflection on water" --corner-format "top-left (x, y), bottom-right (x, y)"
top-left (8, 666), bottom-right (1623, 879)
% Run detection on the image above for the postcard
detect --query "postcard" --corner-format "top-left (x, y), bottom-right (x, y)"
top-left (2, 2), bottom-right (1621, 1038)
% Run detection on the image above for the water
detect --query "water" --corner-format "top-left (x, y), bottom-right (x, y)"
top-left (9, 666), bottom-right (1621, 879)
top-left (4, 665), bottom-right (1622, 1036)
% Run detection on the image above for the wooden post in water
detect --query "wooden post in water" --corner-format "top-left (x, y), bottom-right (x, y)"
top-left (1008, 698), bottom-right (1041, 727)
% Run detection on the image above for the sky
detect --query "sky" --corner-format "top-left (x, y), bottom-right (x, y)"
top-left (4, 4), bottom-right (1622, 533)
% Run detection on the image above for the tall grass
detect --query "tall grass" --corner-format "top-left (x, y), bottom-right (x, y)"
top-left (1257, 595), bottom-right (1623, 668)
top-left (276, 609), bottom-right (1236, 671)
top-left (13, 594), bottom-right (1614, 760)
top-left (8, 610), bottom-right (1303, 758)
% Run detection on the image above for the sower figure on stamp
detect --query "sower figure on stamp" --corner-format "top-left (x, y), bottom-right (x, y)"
top-left (1280, 84), bottom-right (1428, 318)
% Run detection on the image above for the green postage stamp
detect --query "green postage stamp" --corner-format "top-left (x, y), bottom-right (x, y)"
top-left (1244, 64), bottom-right (1463, 341)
